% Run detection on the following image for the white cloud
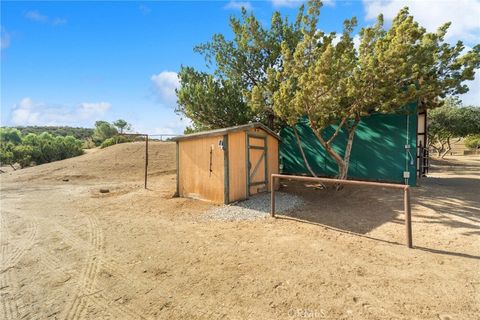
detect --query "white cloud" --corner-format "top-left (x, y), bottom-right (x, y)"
top-left (25, 10), bottom-right (48, 22)
top-left (1, 26), bottom-right (10, 49)
top-left (224, 1), bottom-right (253, 11)
top-left (10, 98), bottom-right (111, 126)
top-left (271, 0), bottom-right (334, 8)
top-left (24, 10), bottom-right (67, 26)
top-left (363, 0), bottom-right (480, 42)
top-left (151, 71), bottom-right (180, 107)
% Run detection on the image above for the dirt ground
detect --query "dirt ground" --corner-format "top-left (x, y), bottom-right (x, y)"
top-left (1, 142), bottom-right (479, 320)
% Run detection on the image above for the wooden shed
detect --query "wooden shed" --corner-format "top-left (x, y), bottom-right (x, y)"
top-left (172, 123), bottom-right (280, 204)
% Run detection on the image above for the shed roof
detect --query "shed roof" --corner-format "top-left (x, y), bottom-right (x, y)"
top-left (171, 122), bottom-right (281, 142)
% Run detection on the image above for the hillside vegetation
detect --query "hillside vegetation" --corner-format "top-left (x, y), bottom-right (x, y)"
top-left (11, 126), bottom-right (94, 140)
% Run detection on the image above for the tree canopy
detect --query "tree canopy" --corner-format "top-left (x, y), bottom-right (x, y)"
top-left (428, 98), bottom-right (480, 157)
top-left (176, 0), bottom-right (480, 180)
top-left (0, 128), bottom-right (84, 169)
top-left (113, 119), bottom-right (131, 134)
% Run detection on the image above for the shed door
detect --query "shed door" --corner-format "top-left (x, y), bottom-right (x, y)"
top-left (246, 133), bottom-right (268, 196)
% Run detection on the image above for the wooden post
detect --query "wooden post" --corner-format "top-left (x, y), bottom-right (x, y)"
top-left (145, 134), bottom-right (149, 189)
top-left (404, 187), bottom-right (413, 248)
top-left (271, 176), bottom-right (275, 217)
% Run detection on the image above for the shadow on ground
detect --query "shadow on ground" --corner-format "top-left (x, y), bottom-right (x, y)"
top-left (274, 158), bottom-right (480, 260)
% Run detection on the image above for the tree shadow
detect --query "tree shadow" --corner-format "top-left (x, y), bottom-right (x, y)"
top-left (276, 172), bottom-right (480, 260)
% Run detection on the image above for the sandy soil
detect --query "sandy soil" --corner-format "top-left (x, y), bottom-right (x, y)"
top-left (1, 142), bottom-right (478, 320)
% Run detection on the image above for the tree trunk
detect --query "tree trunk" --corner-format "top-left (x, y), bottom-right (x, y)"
top-left (308, 116), bottom-right (347, 185)
top-left (10, 164), bottom-right (16, 171)
top-left (293, 126), bottom-right (326, 189)
top-left (293, 126), bottom-right (318, 178)
top-left (441, 137), bottom-right (452, 159)
top-left (340, 118), bottom-right (360, 180)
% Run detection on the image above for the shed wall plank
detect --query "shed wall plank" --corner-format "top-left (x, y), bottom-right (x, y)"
top-left (228, 131), bottom-right (247, 202)
top-left (178, 135), bottom-right (225, 203)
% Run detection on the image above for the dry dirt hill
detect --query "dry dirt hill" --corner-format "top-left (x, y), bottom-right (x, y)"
top-left (3, 141), bottom-right (176, 184)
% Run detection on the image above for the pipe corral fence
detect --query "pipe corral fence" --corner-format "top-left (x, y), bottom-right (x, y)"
top-left (270, 174), bottom-right (413, 248)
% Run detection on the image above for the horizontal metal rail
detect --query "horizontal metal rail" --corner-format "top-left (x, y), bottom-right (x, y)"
top-left (270, 174), bottom-right (413, 248)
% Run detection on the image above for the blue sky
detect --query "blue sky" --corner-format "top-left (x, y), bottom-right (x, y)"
top-left (1, 0), bottom-right (479, 134)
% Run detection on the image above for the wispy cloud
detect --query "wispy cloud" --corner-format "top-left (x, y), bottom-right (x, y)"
top-left (52, 18), bottom-right (67, 26)
top-left (151, 71), bottom-right (180, 108)
top-left (24, 10), bottom-right (67, 26)
top-left (139, 4), bottom-right (151, 15)
top-left (363, 0), bottom-right (480, 43)
top-left (224, 1), bottom-right (253, 11)
top-left (25, 10), bottom-right (48, 23)
top-left (1, 26), bottom-right (10, 50)
top-left (10, 98), bottom-right (111, 127)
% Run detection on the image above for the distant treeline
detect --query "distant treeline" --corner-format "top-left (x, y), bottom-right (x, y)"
top-left (0, 120), bottom-right (137, 170)
top-left (10, 126), bottom-right (94, 140)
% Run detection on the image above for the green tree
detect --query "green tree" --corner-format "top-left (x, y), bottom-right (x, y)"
top-left (12, 145), bottom-right (35, 168)
top-left (0, 128), bottom-right (22, 145)
top-left (258, 2), bottom-right (480, 180)
top-left (177, 4), bottom-right (306, 130)
top-left (113, 119), bottom-right (131, 134)
top-left (0, 142), bottom-right (16, 170)
top-left (176, 67), bottom-right (252, 132)
top-left (464, 134), bottom-right (480, 151)
top-left (428, 98), bottom-right (480, 157)
top-left (92, 121), bottom-right (118, 144)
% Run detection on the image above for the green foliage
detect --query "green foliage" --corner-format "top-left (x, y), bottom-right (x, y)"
top-left (100, 135), bottom-right (131, 149)
top-left (428, 98), bottom-right (480, 157)
top-left (113, 119), bottom-right (131, 134)
top-left (176, 67), bottom-right (252, 132)
top-left (83, 137), bottom-right (96, 149)
top-left (12, 145), bottom-right (35, 168)
top-left (255, 1), bottom-right (480, 178)
top-left (92, 121), bottom-right (118, 144)
top-left (0, 142), bottom-right (15, 167)
top-left (11, 126), bottom-right (94, 140)
top-left (177, 4), bottom-right (307, 131)
top-left (465, 134), bottom-right (480, 150)
top-left (0, 128), bottom-right (22, 145)
top-left (0, 131), bottom-right (84, 169)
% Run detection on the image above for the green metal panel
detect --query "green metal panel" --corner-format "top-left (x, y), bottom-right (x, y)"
top-left (279, 103), bottom-right (418, 186)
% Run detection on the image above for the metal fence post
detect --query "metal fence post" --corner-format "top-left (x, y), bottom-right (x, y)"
top-left (404, 187), bottom-right (413, 248)
top-left (271, 175), bottom-right (276, 217)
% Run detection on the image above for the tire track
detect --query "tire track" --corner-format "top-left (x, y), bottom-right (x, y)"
top-left (0, 212), bottom-right (35, 320)
top-left (57, 214), bottom-right (148, 320)
top-left (64, 214), bottom-right (104, 320)
top-left (2, 220), bottom-right (38, 268)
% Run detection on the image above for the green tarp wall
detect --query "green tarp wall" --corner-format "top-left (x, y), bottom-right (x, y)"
top-left (279, 104), bottom-right (418, 186)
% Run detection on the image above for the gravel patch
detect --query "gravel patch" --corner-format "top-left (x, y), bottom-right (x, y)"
top-left (204, 192), bottom-right (305, 221)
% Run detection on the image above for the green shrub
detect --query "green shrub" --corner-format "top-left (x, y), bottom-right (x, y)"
top-left (12, 145), bottom-right (35, 168)
top-left (100, 135), bottom-right (130, 148)
top-left (93, 121), bottom-right (118, 145)
top-left (83, 137), bottom-right (96, 149)
top-left (465, 134), bottom-right (480, 150)
top-left (0, 131), bottom-right (84, 168)
top-left (0, 128), bottom-right (22, 145)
